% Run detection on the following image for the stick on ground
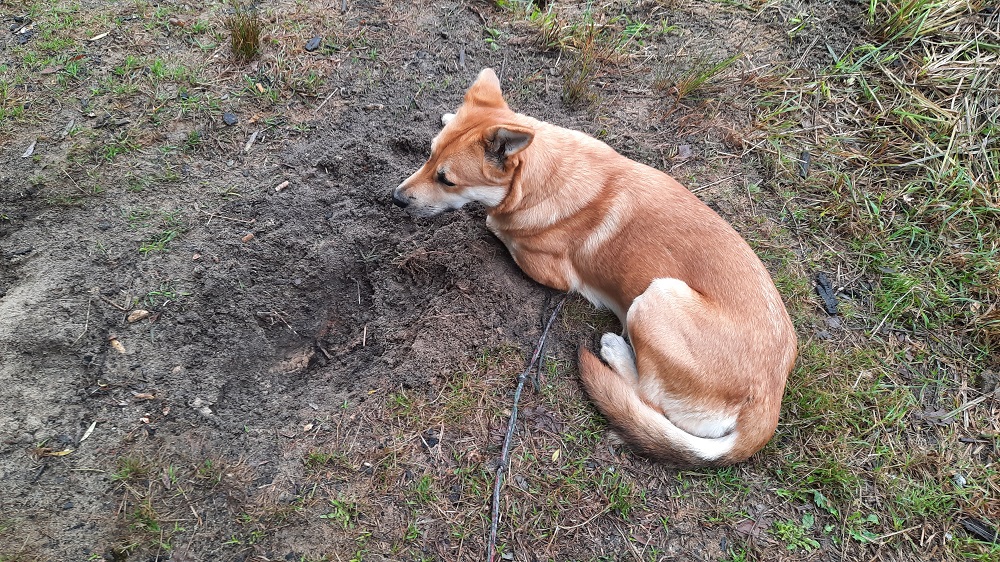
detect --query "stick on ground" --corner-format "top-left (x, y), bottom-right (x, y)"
top-left (487, 295), bottom-right (567, 562)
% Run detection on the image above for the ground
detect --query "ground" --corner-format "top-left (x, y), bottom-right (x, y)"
top-left (0, 1), bottom-right (998, 561)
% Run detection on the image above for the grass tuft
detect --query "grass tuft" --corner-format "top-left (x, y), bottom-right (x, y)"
top-left (225, 1), bottom-right (263, 63)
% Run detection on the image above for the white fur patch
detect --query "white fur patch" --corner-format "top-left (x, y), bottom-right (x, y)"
top-left (662, 401), bottom-right (738, 439)
top-left (437, 185), bottom-right (507, 210)
top-left (441, 112), bottom-right (456, 126)
top-left (581, 198), bottom-right (628, 256)
top-left (576, 282), bottom-right (625, 320)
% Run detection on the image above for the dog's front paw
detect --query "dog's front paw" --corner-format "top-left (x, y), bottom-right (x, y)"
top-left (600, 333), bottom-right (638, 383)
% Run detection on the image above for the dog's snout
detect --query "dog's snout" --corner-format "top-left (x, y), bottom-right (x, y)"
top-left (392, 187), bottom-right (410, 208)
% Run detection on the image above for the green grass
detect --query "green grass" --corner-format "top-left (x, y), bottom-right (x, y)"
top-left (319, 497), bottom-right (360, 530)
top-left (657, 52), bottom-right (743, 100)
top-left (112, 456), bottom-right (150, 481)
top-left (737, 1), bottom-right (999, 559)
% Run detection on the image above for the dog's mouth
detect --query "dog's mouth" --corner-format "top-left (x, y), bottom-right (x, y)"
top-left (402, 205), bottom-right (450, 219)
top-left (392, 188), bottom-right (462, 219)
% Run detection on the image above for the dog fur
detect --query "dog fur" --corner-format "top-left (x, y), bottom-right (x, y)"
top-left (393, 69), bottom-right (797, 466)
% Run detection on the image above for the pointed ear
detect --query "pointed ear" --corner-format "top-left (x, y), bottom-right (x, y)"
top-left (484, 125), bottom-right (534, 166)
top-left (464, 68), bottom-right (508, 109)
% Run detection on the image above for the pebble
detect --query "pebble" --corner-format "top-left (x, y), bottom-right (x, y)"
top-left (222, 112), bottom-right (237, 126)
top-left (305, 36), bottom-right (322, 52)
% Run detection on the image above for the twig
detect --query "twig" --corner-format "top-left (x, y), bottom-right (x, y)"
top-left (486, 295), bottom-right (566, 562)
top-left (201, 210), bottom-right (255, 225)
top-left (942, 387), bottom-right (1000, 422)
top-left (315, 90), bottom-right (335, 113)
top-left (73, 296), bottom-right (93, 344)
top-left (690, 173), bottom-right (741, 193)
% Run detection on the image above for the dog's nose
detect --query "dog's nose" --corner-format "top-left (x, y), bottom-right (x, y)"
top-left (392, 188), bottom-right (410, 208)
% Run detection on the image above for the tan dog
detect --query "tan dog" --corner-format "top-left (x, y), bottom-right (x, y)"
top-left (393, 69), bottom-right (797, 466)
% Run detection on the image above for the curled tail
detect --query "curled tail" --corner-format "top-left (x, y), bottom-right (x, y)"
top-left (577, 346), bottom-right (738, 467)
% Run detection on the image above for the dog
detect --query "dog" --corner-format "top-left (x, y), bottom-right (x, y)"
top-left (393, 69), bottom-right (797, 466)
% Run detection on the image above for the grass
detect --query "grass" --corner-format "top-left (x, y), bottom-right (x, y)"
top-left (730, 0), bottom-right (999, 559)
top-left (499, 2), bottom-right (674, 106)
top-left (224, 1), bottom-right (263, 63)
top-left (658, 52), bottom-right (743, 101)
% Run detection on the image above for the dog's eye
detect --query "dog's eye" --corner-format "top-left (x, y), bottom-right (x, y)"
top-left (437, 171), bottom-right (456, 187)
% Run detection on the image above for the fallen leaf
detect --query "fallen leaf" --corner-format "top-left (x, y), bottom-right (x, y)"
top-left (524, 405), bottom-right (563, 433)
top-left (43, 448), bottom-right (74, 457)
top-left (109, 338), bottom-right (126, 354)
top-left (132, 392), bottom-right (156, 400)
top-left (552, 449), bottom-right (560, 462)
top-left (79, 421), bottom-right (97, 443)
top-left (303, 423), bottom-right (314, 432)
top-left (127, 309), bottom-right (150, 323)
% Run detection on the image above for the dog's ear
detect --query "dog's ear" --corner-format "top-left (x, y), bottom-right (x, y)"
top-left (484, 124), bottom-right (534, 166)
top-left (464, 68), bottom-right (508, 109)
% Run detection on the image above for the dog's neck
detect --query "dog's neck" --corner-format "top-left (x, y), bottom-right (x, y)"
top-left (488, 121), bottom-right (615, 233)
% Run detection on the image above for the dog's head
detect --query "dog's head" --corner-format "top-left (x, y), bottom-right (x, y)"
top-left (392, 68), bottom-right (535, 218)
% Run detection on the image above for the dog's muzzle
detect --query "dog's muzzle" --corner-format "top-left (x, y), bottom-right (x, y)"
top-left (391, 187), bottom-right (410, 208)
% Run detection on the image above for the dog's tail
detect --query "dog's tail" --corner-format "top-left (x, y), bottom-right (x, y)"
top-left (577, 347), bottom-right (738, 467)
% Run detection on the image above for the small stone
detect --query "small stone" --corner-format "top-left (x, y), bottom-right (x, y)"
top-left (422, 430), bottom-right (439, 449)
top-left (305, 36), bottom-right (322, 52)
top-left (222, 112), bottom-right (237, 126)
